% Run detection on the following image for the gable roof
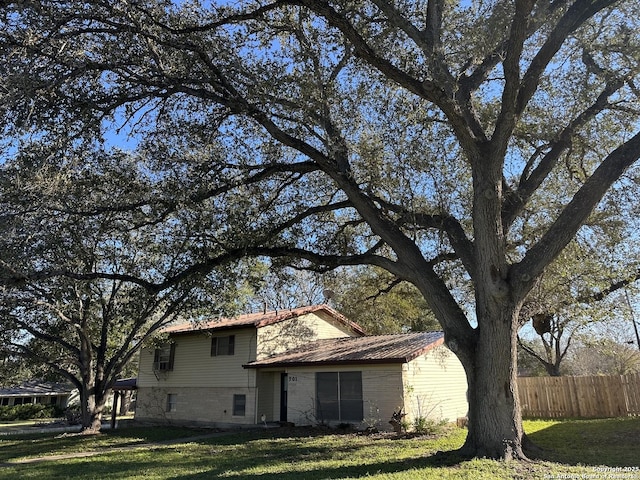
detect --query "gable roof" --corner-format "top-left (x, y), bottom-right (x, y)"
top-left (244, 331), bottom-right (445, 368)
top-left (0, 381), bottom-right (74, 397)
top-left (162, 304), bottom-right (366, 336)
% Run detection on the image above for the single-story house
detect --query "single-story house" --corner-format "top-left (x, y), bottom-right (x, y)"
top-left (0, 381), bottom-right (74, 408)
top-left (134, 305), bottom-right (468, 430)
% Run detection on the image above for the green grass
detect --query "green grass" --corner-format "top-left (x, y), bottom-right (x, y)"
top-left (0, 419), bottom-right (639, 479)
top-left (0, 418), bottom-right (63, 429)
top-left (0, 419), bottom-right (46, 428)
top-left (525, 417), bottom-right (640, 466)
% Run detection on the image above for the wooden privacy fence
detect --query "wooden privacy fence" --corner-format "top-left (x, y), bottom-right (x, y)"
top-left (517, 373), bottom-right (640, 418)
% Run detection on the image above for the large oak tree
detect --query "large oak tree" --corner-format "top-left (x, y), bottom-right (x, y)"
top-left (0, 148), bottom-right (256, 432)
top-left (2, 0), bottom-right (640, 458)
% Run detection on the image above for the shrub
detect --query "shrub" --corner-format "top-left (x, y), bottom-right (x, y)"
top-left (412, 416), bottom-right (447, 435)
top-left (65, 408), bottom-right (83, 425)
top-left (0, 403), bottom-right (64, 421)
top-left (336, 422), bottom-right (354, 431)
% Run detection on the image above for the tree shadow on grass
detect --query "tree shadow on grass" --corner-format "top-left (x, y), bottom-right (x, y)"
top-left (6, 421), bottom-right (639, 479)
top-left (162, 432), bottom-right (469, 480)
top-left (2, 455), bottom-right (459, 480)
top-left (2, 439), bottom-right (466, 480)
top-left (526, 417), bottom-right (640, 467)
top-left (166, 453), bottom-right (467, 480)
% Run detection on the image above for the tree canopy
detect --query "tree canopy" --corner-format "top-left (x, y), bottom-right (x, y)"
top-left (330, 266), bottom-right (441, 334)
top-left (517, 233), bottom-right (640, 376)
top-left (0, 147), bottom-right (257, 431)
top-left (2, 0), bottom-right (640, 458)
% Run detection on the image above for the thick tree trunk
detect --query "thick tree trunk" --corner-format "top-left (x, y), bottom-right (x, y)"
top-left (545, 362), bottom-right (561, 377)
top-left (458, 304), bottom-right (528, 460)
top-left (79, 390), bottom-right (102, 434)
top-left (77, 324), bottom-right (105, 434)
top-left (79, 380), bottom-right (107, 434)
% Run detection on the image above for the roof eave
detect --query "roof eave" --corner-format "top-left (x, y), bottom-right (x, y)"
top-left (167, 324), bottom-right (255, 336)
top-left (163, 305), bottom-right (366, 336)
top-left (243, 357), bottom-right (409, 369)
top-left (243, 334), bottom-right (446, 369)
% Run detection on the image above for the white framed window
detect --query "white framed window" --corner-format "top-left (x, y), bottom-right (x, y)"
top-left (166, 393), bottom-right (177, 412)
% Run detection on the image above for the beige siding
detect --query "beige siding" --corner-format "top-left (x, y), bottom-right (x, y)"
top-left (136, 386), bottom-right (256, 426)
top-left (256, 312), bottom-right (359, 359)
top-left (313, 311), bottom-right (362, 338)
top-left (256, 371), bottom-right (280, 422)
top-left (283, 368), bottom-right (316, 426)
top-left (402, 345), bottom-right (468, 424)
top-left (135, 313), bottom-right (358, 426)
top-left (362, 366), bottom-right (405, 429)
top-left (137, 328), bottom-right (257, 389)
top-left (283, 364), bottom-right (404, 431)
top-left (135, 315), bottom-right (468, 430)
top-left (281, 347), bottom-right (467, 431)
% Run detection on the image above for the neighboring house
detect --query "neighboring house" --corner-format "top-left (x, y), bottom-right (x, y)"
top-left (135, 305), bottom-right (468, 430)
top-left (0, 381), bottom-right (74, 408)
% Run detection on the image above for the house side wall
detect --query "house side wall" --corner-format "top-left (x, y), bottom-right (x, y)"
top-left (402, 345), bottom-right (468, 424)
top-left (283, 364), bottom-right (404, 431)
top-left (256, 312), bottom-right (359, 359)
top-left (136, 327), bottom-right (258, 425)
top-left (135, 386), bottom-right (256, 426)
top-left (137, 328), bottom-right (257, 389)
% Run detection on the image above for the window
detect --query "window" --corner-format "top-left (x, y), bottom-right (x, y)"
top-left (233, 394), bottom-right (246, 416)
top-left (316, 372), bottom-right (363, 422)
top-left (211, 335), bottom-right (235, 356)
top-left (166, 394), bottom-right (177, 412)
top-left (1, 398), bottom-right (8, 406)
top-left (153, 343), bottom-right (176, 371)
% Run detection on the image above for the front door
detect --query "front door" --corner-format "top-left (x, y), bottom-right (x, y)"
top-left (280, 373), bottom-right (288, 422)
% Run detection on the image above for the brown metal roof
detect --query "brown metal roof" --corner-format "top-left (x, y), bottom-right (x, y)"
top-left (162, 304), bottom-right (366, 336)
top-left (244, 331), bottom-right (445, 368)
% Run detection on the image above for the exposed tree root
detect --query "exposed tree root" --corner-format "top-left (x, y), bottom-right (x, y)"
top-left (454, 438), bottom-right (531, 462)
top-left (79, 427), bottom-right (102, 435)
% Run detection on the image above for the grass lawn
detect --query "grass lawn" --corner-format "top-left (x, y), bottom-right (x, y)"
top-left (0, 418), bottom-right (638, 479)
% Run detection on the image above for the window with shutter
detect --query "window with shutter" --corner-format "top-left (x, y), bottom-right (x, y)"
top-left (153, 343), bottom-right (175, 371)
